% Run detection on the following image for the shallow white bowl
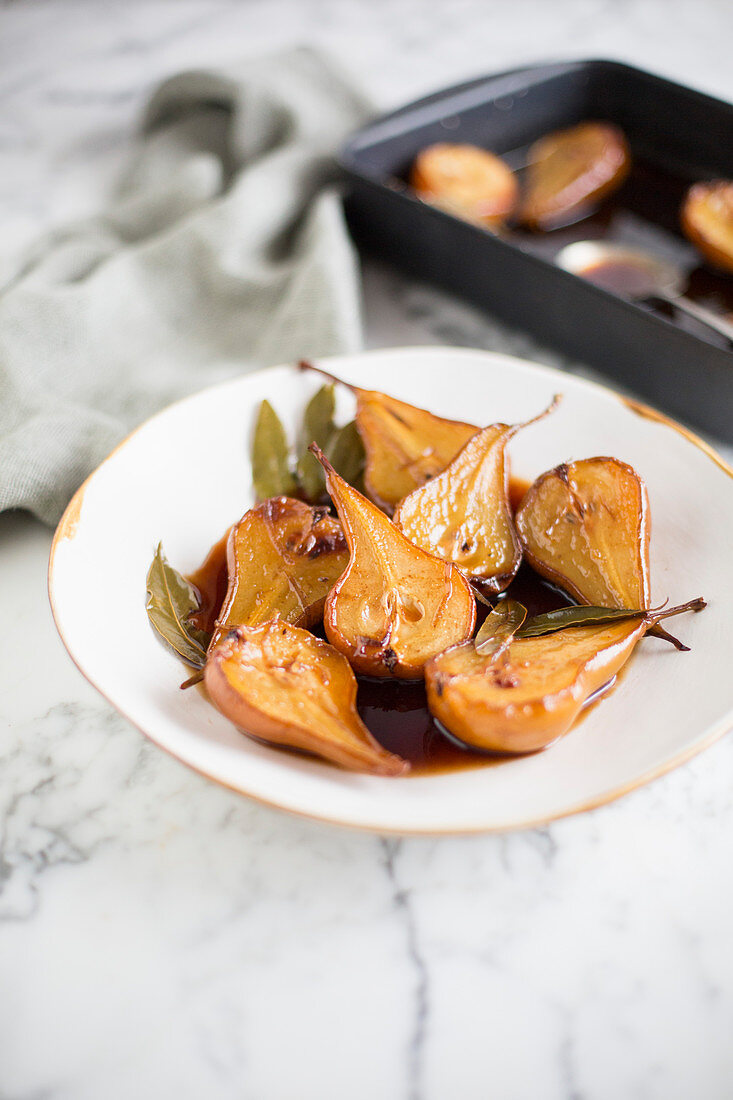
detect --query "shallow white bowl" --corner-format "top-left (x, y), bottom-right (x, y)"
top-left (49, 347), bottom-right (733, 833)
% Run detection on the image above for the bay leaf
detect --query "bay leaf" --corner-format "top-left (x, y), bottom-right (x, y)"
top-left (303, 384), bottom-right (336, 447)
top-left (252, 400), bottom-right (297, 501)
top-left (328, 420), bottom-right (366, 487)
top-left (516, 605), bottom-right (646, 639)
top-left (475, 598), bottom-right (527, 657)
top-left (297, 385), bottom-right (336, 502)
top-left (146, 543), bottom-right (211, 668)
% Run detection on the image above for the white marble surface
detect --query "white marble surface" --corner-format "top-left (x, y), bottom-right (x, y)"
top-left (2, 2), bottom-right (733, 1098)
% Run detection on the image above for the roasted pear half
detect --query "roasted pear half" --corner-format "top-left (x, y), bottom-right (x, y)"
top-left (205, 622), bottom-right (408, 775)
top-left (311, 445), bottom-right (476, 679)
top-left (210, 497), bottom-right (348, 650)
top-left (521, 121), bottom-right (630, 230)
top-left (358, 390), bottom-right (480, 513)
top-left (393, 399), bottom-right (558, 592)
top-left (299, 361), bottom-right (478, 513)
top-left (426, 617), bottom-right (648, 754)
top-left (681, 180), bottom-right (733, 274)
top-left (515, 458), bottom-right (650, 610)
top-left (410, 142), bottom-right (519, 229)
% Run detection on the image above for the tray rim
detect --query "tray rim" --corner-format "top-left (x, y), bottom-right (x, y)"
top-left (338, 57), bottom-right (733, 376)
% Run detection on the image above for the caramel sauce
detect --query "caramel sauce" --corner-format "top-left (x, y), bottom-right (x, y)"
top-left (187, 530), bottom-right (229, 635)
top-left (508, 475), bottom-right (530, 514)
top-left (577, 259), bottom-right (658, 298)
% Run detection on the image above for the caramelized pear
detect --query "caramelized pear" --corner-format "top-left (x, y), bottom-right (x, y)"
top-left (210, 497), bottom-right (348, 649)
top-left (521, 121), bottom-right (630, 230)
top-left (410, 142), bottom-right (519, 229)
top-left (681, 181), bottom-right (733, 274)
top-left (299, 361), bottom-right (478, 513)
top-left (393, 399), bottom-right (558, 592)
top-left (205, 622), bottom-right (408, 775)
top-left (358, 391), bottom-right (479, 513)
top-left (426, 618), bottom-right (648, 754)
top-left (515, 458), bottom-right (650, 610)
top-left (311, 445), bottom-right (476, 679)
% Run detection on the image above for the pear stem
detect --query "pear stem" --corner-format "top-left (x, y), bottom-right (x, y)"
top-left (523, 393), bottom-right (563, 429)
top-left (298, 359), bottom-right (355, 393)
top-left (643, 597), bottom-right (705, 652)
top-left (648, 596), bottom-right (706, 623)
top-left (308, 440), bottom-right (336, 478)
top-left (180, 670), bottom-right (204, 690)
top-left (648, 624), bottom-right (689, 652)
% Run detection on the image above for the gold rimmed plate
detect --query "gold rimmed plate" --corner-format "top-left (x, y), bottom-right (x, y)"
top-left (49, 347), bottom-right (733, 833)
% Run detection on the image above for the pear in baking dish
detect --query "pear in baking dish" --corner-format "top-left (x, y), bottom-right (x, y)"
top-left (411, 142), bottom-right (518, 229)
top-left (681, 180), bottom-right (733, 274)
top-left (521, 121), bottom-right (630, 230)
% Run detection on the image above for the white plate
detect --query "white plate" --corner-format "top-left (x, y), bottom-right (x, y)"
top-left (49, 347), bottom-right (733, 834)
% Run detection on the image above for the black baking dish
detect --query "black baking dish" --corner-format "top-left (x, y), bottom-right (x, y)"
top-left (339, 60), bottom-right (733, 441)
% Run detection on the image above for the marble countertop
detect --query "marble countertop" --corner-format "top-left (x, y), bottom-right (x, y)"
top-left (3, 2), bottom-right (733, 1097)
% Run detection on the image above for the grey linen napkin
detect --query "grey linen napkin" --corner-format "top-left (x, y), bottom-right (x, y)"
top-left (0, 48), bottom-right (370, 525)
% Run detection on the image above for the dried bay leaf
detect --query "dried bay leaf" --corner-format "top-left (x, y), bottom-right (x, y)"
top-left (328, 420), bottom-right (366, 488)
top-left (146, 544), bottom-right (211, 668)
top-left (252, 400), bottom-right (297, 501)
top-left (303, 384), bottom-right (336, 447)
top-left (518, 596), bottom-right (706, 640)
top-left (297, 385), bottom-right (337, 502)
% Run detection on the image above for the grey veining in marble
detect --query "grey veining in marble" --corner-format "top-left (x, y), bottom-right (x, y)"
top-left (2, 2), bottom-right (733, 1098)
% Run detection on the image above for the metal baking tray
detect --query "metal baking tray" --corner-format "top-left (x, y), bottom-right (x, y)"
top-left (339, 60), bottom-right (733, 441)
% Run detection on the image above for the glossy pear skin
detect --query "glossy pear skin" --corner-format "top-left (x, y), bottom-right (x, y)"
top-left (521, 122), bottom-right (630, 230)
top-left (314, 448), bottom-right (476, 679)
top-left (205, 622), bottom-right (408, 775)
top-left (681, 181), bottom-right (733, 274)
top-left (393, 421), bottom-right (522, 591)
top-left (410, 142), bottom-right (519, 228)
top-left (515, 458), bottom-right (650, 609)
top-left (210, 497), bottom-right (348, 649)
top-left (426, 618), bottom-right (647, 754)
top-left (357, 390), bottom-right (478, 513)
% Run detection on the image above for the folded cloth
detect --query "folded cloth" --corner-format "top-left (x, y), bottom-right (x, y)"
top-left (0, 47), bottom-right (370, 525)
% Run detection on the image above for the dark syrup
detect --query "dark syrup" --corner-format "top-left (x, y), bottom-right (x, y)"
top-left (187, 530), bottom-right (229, 635)
top-left (577, 259), bottom-right (659, 298)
